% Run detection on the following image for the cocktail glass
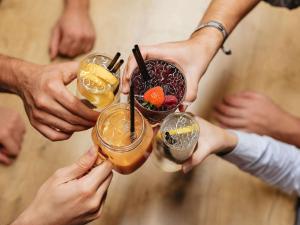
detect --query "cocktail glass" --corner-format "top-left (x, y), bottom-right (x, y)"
top-left (92, 103), bottom-right (153, 174)
top-left (77, 54), bottom-right (120, 111)
top-left (131, 59), bottom-right (186, 124)
top-left (152, 112), bottom-right (200, 172)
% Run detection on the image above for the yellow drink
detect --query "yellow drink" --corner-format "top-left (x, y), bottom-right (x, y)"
top-left (77, 54), bottom-right (120, 111)
top-left (92, 103), bottom-right (153, 174)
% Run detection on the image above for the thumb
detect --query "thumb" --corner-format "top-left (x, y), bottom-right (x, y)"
top-left (61, 146), bottom-right (98, 181)
top-left (59, 61), bottom-right (80, 84)
top-left (49, 25), bottom-right (61, 60)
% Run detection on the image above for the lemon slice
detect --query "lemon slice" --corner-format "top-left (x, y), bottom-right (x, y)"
top-left (81, 74), bottom-right (107, 92)
top-left (167, 124), bottom-right (199, 136)
top-left (85, 63), bottom-right (119, 91)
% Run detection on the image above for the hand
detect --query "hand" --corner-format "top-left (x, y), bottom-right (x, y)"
top-left (182, 117), bottom-right (237, 173)
top-left (18, 61), bottom-right (99, 141)
top-left (213, 91), bottom-right (290, 136)
top-left (0, 107), bottom-right (26, 165)
top-left (49, 3), bottom-right (95, 59)
top-left (122, 29), bottom-right (223, 102)
top-left (12, 146), bottom-right (113, 225)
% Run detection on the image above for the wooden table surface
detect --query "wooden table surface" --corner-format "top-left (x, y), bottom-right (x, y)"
top-left (0, 0), bottom-right (299, 225)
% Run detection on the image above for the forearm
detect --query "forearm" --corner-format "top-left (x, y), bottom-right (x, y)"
top-left (190, 0), bottom-right (261, 61)
top-left (271, 113), bottom-right (300, 148)
top-left (223, 131), bottom-right (300, 196)
top-left (0, 55), bottom-right (35, 95)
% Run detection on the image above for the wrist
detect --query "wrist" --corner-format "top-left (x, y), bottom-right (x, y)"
top-left (272, 112), bottom-right (300, 143)
top-left (14, 60), bottom-right (40, 97)
top-left (0, 56), bottom-right (34, 95)
top-left (64, 0), bottom-right (89, 14)
top-left (216, 130), bottom-right (238, 155)
top-left (189, 27), bottom-right (224, 61)
top-left (11, 208), bottom-right (40, 225)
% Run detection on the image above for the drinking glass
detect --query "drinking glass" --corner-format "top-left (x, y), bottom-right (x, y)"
top-left (131, 59), bottom-right (186, 124)
top-left (77, 54), bottom-right (120, 111)
top-left (152, 112), bottom-right (200, 172)
top-left (92, 103), bottom-right (153, 174)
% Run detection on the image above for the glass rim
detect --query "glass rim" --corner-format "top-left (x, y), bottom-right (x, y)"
top-left (131, 59), bottom-right (187, 113)
top-left (159, 112), bottom-right (200, 150)
top-left (95, 103), bottom-right (145, 152)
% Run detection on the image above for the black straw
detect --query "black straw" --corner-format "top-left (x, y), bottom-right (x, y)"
top-left (111, 59), bottom-right (124, 73)
top-left (107, 52), bottom-right (121, 71)
top-left (132, 45), bottom-right (150, 81)
top-left (130, 83), bottom-right (135, 141)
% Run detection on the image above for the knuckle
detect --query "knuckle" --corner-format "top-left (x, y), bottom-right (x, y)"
top-left (79, 183), bottom-right (93, 197)
top-left (32, 110), bottom-right (42, 121)
top-left (87, 199), bottom-right (100, 213)
top-left (35, 96), bottom-right (47, 109)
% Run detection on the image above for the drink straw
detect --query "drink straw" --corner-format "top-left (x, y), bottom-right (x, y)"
top-left (130, 83), bottom-right (135, 141)
top-left (107, 52), bottom-right (121, 71)
top-left (132, 45), bottom-right (150, 81)
top-left (111, 59), bottom-right (124, 73)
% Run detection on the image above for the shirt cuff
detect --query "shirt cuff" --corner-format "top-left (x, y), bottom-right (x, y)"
top-left (222, 130), bottom-right (269, 168)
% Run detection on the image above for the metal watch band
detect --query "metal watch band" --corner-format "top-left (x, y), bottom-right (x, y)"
top-left (193, 20), bottom-right (232, 55)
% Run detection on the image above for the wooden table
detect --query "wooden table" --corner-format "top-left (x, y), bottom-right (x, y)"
top-left (0, 0), bottom-right (298, 224)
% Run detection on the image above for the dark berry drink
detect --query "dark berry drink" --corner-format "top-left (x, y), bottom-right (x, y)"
top-left (131, 59), bottom-right (186, 124)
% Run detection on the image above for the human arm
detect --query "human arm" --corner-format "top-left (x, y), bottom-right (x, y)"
top-left (0, 54), bottom-right (98, 141)
top-left (122, 0), bottom-right (261, 102)
top-left (183, 117), bottom-right (300, 196)
top-left (49, 0), bottom-right (96, 59)
top-left (11, 146), bottom-right (112, 225)
top-left (0, 107), bottom-right (26, 165)
top-left (214, 91), bottom-right (300, 148)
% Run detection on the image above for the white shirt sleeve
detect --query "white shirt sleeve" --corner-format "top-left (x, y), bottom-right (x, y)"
top-left (223, 131), bottom-right (300, 196)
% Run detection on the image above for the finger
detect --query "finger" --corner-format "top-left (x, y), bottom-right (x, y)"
top-left (58, 35), bottom-right (73, 57)
top-left (240, 91), bottom-right (262, 99)
top-left (214, 102), bottom-right (244, 118)
top-left (37, 98), bottom-right (94, 127)
top-left (223, 95), bottom-right (250, 108)
top-left (54, 83), bottom-right (99, 122)
top-left (66, 40), bottom-right (83, 58)
top-left (34, 122), bottom-right (72, 141)
top-left (49, 25), bottom-right (61, 60)
top-left (1, 135), bottom-right (19, 157)
top-left (213, 111), bottom-right (247, 129)
top-left (57, 61), bottom-right (79, 85)
top-left (58, 146), bottom-right (98, 181)
top-left (80, 161), bottom-right (112, 191)
top-left (34, 109), bottom-right (88, 133)
top-left (182, 148), bottom-right (209, 173)
top-left (92, 175), bottom-right (112, 218)
top-left (0, 151), bottom-right (13, 165)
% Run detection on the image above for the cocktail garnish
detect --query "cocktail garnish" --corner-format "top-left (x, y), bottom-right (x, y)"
top-left (165, 132), bottom-right (177, 145)
top-left (163, 95), bottom-right (178, 107)
top-left (143, 86), bottom-right (165, 108)
top-left (167, 124), bottom-right (199, 136)
top-left (85, 64), bottom-right (119, 90)
top-left (142, 102), bottom-right (156, 110)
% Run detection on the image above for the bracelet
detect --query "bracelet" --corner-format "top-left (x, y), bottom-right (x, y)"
top-left (192, 20), bottom-right (232, 55)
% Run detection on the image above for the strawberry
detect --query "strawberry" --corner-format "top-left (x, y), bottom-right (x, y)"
top-left (143, 86), bottom-right (165, 108)
top-left (164, 95), bottom-right (178, 107)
